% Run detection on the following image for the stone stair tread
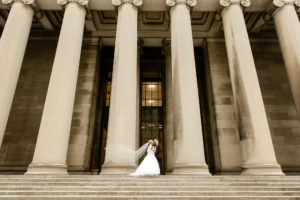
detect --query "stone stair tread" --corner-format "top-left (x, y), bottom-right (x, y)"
top-left (1, 196), bottom-right (300, 200)
top-left (1, 191), bottom-right (300, 196)
top-left (0, 175), bottom-right (300, 199)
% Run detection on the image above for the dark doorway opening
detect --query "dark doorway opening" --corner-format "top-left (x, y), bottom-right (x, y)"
top-left (89, 47), bottom-right (167, 173)
top-left (139, 47), bottom-right (166, 174)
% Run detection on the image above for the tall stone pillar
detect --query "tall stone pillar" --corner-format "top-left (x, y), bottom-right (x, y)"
top-left (272, 0), bottom-right (300, 120)
top-left (0, 0), bottom-right (34, 148)
top-left (162, 39), bottom-right (174, 172)
top-left (220, 0), bottom-right (283, 175)
top-left (101, 0), bottom-right (142, 174)
top-left (166, 0), bottom-right (209, 175)
top-left (26, 0), bottom-right (87, 175)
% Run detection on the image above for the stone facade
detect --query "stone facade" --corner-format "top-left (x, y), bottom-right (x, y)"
top-left (204, 39), bottom-right (242, 174)
top-left (1, 36), bottom-right (300, 174)
top-left (0, 38), bottom-right (99, 172)
top-left (0, 0), bottom-right (300, 175)
top-left (252, 40), bottom-right (300, 173)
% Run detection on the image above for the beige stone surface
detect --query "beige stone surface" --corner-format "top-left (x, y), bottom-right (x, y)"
top-left (273, 5), bottom-right (300, 121)
top-left (170, 3), bottom-right (209, 175)
top-left (67, 42), bottom-right (98, 171)
top-left (101, 3), bottom-right (139, 174)
top-left (0, 37), bottom-right (99, 172)
top-left (222, 4), bottom-right (282, 175)
top-left (26, 2), bottom-right (87, 175)
top-left (0, 2), bottom-right (34, 149)
top-left (205, 39), bottom-right (242, 173)
top-left (0, 40), bottom-right (56, 170)
top-left (164, 41), bottom-right (174, 172)
top-left (252, 40), bottom-right (300, 173)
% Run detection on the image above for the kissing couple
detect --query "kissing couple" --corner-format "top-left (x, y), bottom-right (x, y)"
top-left (130, 139), bottom-right (164, 176)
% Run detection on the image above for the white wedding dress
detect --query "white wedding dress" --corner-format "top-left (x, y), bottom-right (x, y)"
top-left (130, 144), bottom-right (160, 176)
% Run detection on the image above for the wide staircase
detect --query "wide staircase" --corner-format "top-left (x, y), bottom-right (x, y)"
top-left (0, 175), bottom-right (299, 199)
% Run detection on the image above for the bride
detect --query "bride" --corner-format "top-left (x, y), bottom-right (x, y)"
top-left (130, 140), bottom-right (160, 176)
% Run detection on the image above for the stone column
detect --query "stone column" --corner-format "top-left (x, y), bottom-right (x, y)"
top-left (272, 0), bottom-right (300, 120)
top-left (162, 39), bottom-right (174, 172)
top-left (0, 0), bottom-right (34, 148)
top-left (220, 0), bottom-right (283, 175)
top-left (166, 0), bottom-right (209, 175)
top-left (26, 0), bottom-right (87, 175)
top-left (101, 0), bottom-right (142, 174)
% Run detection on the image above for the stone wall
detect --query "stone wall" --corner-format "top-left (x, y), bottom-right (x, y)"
top-left (205, 39), bottom-right (242, 174)
top-left (0, 37), bottom-right (99, 172)
top-left (252, 40), bottom-right (300, 173)
top-left (205, 38), bottom-right (300, 174)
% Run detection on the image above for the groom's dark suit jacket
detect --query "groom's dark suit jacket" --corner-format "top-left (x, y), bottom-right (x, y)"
top-left (155, 143), bottom-right (163, 159)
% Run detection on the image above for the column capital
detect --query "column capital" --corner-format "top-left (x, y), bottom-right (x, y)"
top-left (265, 0), bottom-right (300, 18)
top-left (112, 0), bottom-right (143, 7)
top-left (273, 0), bottom-right (300, 8)
top-left (57, 0), bottom-right (89, 6)
top-left (166, 0), bottom-right (197, 7)
top-left (1, 0), bottom-right (44, 19)
top-left (1, 0), bottom-right (35, 5)
top-left (220, 0), bottom-right (251, 8)
top-left (57, 0), bottom-right (92, 19)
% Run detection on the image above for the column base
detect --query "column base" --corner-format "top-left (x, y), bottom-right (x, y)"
top-left (100, 163), bottom-right (137, 175)
top-left (241, 164), bottom-right (284, 175)
top-left (25, 163), bottom-right (68, 175)
top-left (172, 164), bottom-right (211, 175)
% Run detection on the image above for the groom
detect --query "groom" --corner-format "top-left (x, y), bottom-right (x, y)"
top-left (154, 139), bottom-right (164, 175)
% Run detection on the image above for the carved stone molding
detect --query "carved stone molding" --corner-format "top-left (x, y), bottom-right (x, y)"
top-left (57, 0), bottom-right (89, 6)
top-left (1, 0), bottom-right (34, 5)
top-left (161, 38), bottom-right (171, 55)
top-left (166, 0), bottom-right (197, 7)
top-left (273, 0), bottom-right (300, 7)
top-left (162, 38), bottom-right (171, 48)
top-left (112, 0), bottom-right (143, 7)
top-left (219, 0), bottom-right (251, 8)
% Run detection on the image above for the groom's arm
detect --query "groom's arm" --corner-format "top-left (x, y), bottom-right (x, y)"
top-left (156, 144), bottom-right (162, 154)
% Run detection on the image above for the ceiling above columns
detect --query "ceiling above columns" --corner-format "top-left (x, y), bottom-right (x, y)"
top-left (0, 0), bottom-right (299, 46)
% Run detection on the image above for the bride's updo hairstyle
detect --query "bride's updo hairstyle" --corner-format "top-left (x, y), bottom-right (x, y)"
top-left (148, 140), bottom-right (153, 144)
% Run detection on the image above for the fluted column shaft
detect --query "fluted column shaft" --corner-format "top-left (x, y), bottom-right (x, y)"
top-left (0, 1), bottom-right (34, 148)
top-left (168, 1), bottom-right (209, 175)
top-left (26, 2), bottom-right (86, 175)
top-left (221, 2), bottom-right (283, 175)
top-left (101, 2), bottom-right (139, 174)
top-left (273, 2), bottom-right (300, 120)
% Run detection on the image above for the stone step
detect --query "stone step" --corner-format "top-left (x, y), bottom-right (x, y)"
top-left (1, 177), bottom-right (300, 182)
top-left (1, 178), bottom-right (300, 183)
top-left (1, 197), bottom-right (300, 200)
top-left (1, 182), bottom-right (300, 187)
top-left (0, 175), bottom-right (299, 199)
top-left (1, 175), bottom-right (300, 180)
top-left (0, 186), bottom-right (299, 192)
top-left (1, 191), bottom-right (300, 197)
